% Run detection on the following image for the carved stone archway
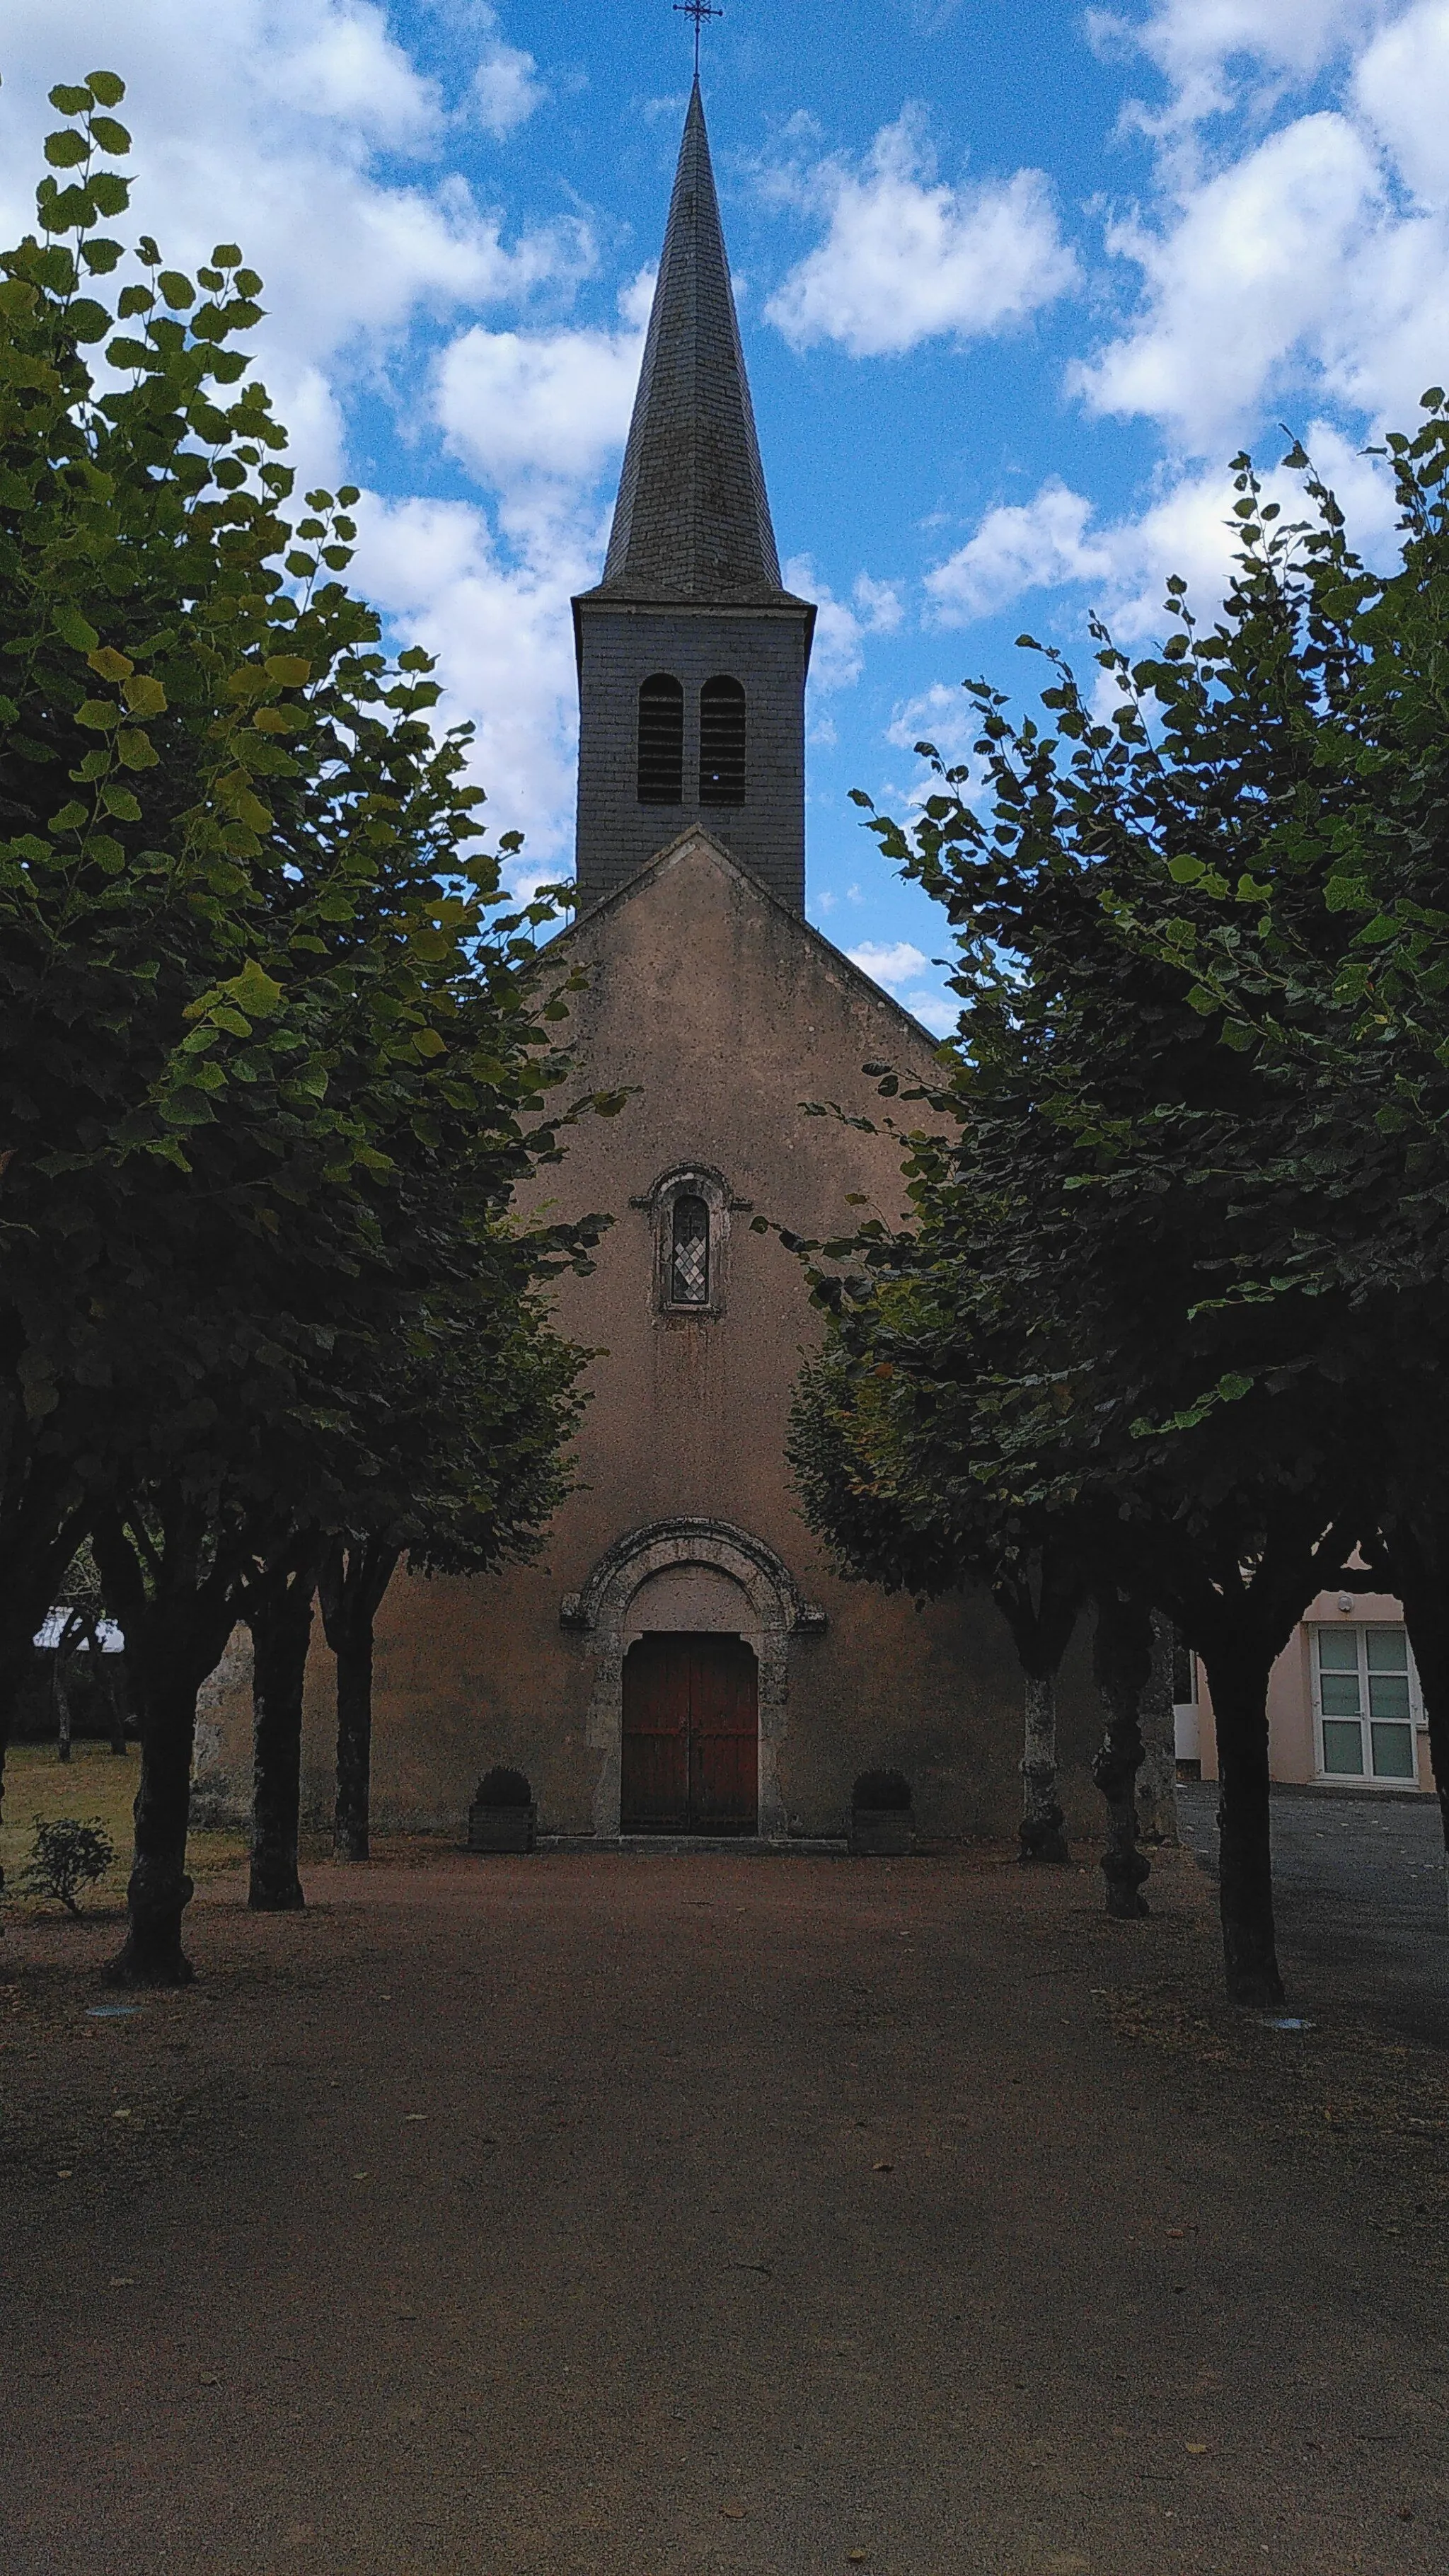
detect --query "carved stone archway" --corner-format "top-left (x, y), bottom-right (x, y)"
top-left (560, 1520), bottom-right (826, 1840)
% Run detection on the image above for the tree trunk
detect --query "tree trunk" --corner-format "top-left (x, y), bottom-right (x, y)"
top-left (54, 1652), bottom-right (71, 1764)
top-left (1199, 1642), bottom-right (1284, 2008)
top-left (1091, 1590), bottom-right (1153, 1919)
top-left (1018, 1670), bottom-right (1070, 1862)
top-left (106, 1656), bottom-right (129, 1756)
top-left (333, 1624), bottom-right (374, 1864)
top-left (104, 1658), bottom-right (200, 1988)
top-left (1135, 1610), bottom-right (1179, 1846)
top-left (318, 1535), bottom-right (400, 1866)
top-left (246, 1550), bottom-right (318, 1912)
top-left (92, 1506), bottom-right (241, 1987)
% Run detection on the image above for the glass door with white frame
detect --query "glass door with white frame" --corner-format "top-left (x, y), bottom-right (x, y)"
top-left (1313, 1625), bottom-right (1419, 1782)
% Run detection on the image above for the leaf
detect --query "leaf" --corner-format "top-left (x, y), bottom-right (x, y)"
top-left (48, 84), bottom-right (94, 114)
top-left (88, 173), bottom-right (129, 216)
top-left (44, 130), bottom-right (90, 169)
top-left (115, 729), bottom-right (160, 770)
top-left (67, 297), bottom-right (111, 342)
top-left (157, 271), bottom-right (195, 311)
top-left (264, 655), bottom-right (311, 686)
top-left (88, 117), bottom-right (132, 155)
top-left (85, 70), bottom-right (128, 107)
top-left (122, 674), bottom-right (167, 718)
top-left (76, 700), bottom-right (119, 732)
top-left (54, 605), bottom-right (100, 653)
top-left (221, 959), bottom-right (284, 1020)
top-left (99, 783), bottom-right (142, 821)
top-left (88, 646), bottom-right (134, 681)
top-left (412, 1027), bottom-right (447, 1058)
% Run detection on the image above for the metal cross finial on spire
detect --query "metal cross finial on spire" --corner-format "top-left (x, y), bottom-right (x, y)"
top-left (674, 0), bottom-right (722, 76)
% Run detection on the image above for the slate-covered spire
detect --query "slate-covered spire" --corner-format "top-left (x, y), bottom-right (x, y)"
top-left (595, 79), bottom-right (789, 603)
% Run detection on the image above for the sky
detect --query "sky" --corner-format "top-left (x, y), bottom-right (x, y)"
top-left (3, 1), bottom-right (1446, 1032)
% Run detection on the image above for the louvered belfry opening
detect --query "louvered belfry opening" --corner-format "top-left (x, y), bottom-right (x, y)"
top-left (637, 673), bottom-right (685, 804)
top-left (669, 1194), bottom-right (710, 1305)
top-left (699, 675), bottom-right (746, 806)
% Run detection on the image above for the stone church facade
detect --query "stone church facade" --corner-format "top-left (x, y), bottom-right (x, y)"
top-left (196, 84), bottom-right (1102, 1845)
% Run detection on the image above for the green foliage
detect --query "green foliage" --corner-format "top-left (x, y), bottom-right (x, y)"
top-left (0, 78), bottom-right (604, 1681)
top-left (20, 1814), bottom-right (115, 1914)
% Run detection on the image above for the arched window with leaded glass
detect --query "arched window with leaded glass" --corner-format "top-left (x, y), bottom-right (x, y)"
top-left (669, 1194), bottom-right (710, 1306)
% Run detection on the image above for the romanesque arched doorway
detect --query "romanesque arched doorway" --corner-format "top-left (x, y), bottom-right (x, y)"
top-left (559, 1518), bottom-right (826, 1842)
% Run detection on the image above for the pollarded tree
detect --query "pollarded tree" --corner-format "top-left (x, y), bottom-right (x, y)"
top-left (0, 80), bottom-right (606, 1980)
top-left (1098, 411), bottom-right (1449, 1844)
top-left (833, 495), bottom-right (1392, 2000)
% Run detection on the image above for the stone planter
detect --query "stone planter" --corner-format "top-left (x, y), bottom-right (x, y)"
top-left (466, 1802), bottom-right (537, 1854)
top-left (848, 1806), bottom-right (916, 1856)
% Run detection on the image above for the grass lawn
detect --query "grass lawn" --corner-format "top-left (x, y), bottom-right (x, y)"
top-left (0, 1740), bottom-right (246, 1919)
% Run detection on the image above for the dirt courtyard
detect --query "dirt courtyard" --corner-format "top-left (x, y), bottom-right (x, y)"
top-left (3, 1819), bottom-right (1448, 2576)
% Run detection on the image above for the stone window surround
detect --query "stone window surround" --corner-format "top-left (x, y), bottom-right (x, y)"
top-left (560, 1518), bottom-right (826, 1842)
top-left (630, 1162), bottom-right (751, 1319)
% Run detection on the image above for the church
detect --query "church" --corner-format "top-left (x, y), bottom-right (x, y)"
top-left (195, 84), bottom-right (1103, 1847)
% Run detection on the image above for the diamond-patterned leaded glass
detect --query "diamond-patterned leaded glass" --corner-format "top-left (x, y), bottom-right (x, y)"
top-left (670, 1195), bottom-right (710, 1305)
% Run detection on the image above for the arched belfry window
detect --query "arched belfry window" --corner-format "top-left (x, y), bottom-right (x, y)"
top-left (699, 675), bottom-right (746, 807)
top-left (670, 1195), bottom-right (710, 1305)
top-left (637, 673), bottom-right (684, 804)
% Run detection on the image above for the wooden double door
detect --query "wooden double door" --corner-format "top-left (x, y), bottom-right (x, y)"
top-left (620, 1631), bottom-right (759, 1835)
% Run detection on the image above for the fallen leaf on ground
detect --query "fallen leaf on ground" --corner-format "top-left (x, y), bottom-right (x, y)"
top-left (872, 2160), bottom-right (894, 2173)
top-left (848, 2553), bottom-right (871, 2564)
top-left (720, 2503), bottom-right (747, 2521)
top-left (1184, 2442), bottom-right (1209, 2456)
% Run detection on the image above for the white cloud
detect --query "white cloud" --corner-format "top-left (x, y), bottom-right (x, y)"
top-left (436, 299), bottom-right (648, 497)
top-left (1075, 113), bottom-right (1382, 449)
top-left (846, 942), bottom-right (957, 1037)
top-left (352, 491), bottom-right (604, 873)
top-left (925, 427), bottom-right (1400, 642)
top-left (473, 23), bottom-right (546, 137)
top-left (884, 681), bottom-right (980, 763)
top-left (1074, 4), bottom-right (1449, 455)
top-left (786, 556), bottom-right (904, 691)
top-left (766, 109), bottom-right (1076, 357)
top-left (924, 480), bottom-right (1112, 623)
top-left (1355, 1), bottom-right (1449, 202)
top-left (1093, 1), bottom-right (1386, 129)
top-left (0, 2), bottom-right (589, 495)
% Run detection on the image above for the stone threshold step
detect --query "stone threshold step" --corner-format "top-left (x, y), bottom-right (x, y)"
top-left (533, 1834), bottom-right (850, 1857)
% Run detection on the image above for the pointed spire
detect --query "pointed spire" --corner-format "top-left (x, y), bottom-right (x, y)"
top-left (594, 81), bottom-right (791, 603)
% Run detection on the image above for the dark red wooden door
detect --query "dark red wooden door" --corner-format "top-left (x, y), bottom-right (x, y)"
top-left (620, 1632), bottom-right (758, 1835)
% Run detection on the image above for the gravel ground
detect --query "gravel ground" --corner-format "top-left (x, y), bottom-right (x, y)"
top-left (1177, 1781), bottom-right (1448, 2049)
top-left (2, 1837), bottom-right (1448, 2576)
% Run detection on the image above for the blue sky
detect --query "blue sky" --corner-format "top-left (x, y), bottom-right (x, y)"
top-left (4, 1), bottom-right (1446, 1028)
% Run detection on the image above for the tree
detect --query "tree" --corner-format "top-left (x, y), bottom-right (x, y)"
top-left (790, 1310), bottom-right (1083, 1867)
top-left (1, 79), bottom-right (606, 1980)
top-left (320, 1297), bottom-right (587, 1866)
top-left (1098, 409), bottom-right (1449, 1848)
top-left (813, 478), bottom-right (1409, 1998)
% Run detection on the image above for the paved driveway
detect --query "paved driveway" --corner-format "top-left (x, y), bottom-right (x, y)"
top-left (4, 1843), bottom-right (1448, 2576)
top-left (1177, 1781), bottom-right (1448, 2047)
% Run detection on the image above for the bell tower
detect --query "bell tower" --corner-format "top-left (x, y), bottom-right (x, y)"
top-left (572, 81), bottom-right (816, 915)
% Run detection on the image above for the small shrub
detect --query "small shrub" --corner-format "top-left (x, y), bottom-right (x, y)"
top-left (851, 1769), bottom-right (912, 1813)
top-left (20, 1817), bottom-right (115, 1917)
top-left (475, 1767), bottom-right (532, 1810)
